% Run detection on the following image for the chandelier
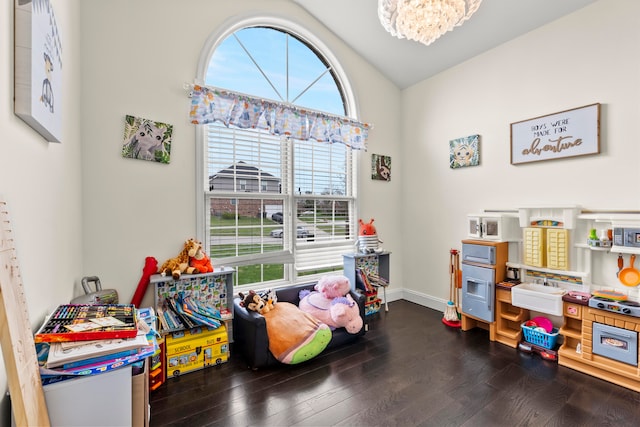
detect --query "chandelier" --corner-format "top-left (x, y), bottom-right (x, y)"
top-left (378, 0), bottom-right (482, 46)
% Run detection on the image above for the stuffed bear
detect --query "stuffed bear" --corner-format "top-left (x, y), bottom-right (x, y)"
top-left (159, 239), bottom-right (201, 280)
top-left (189, 240), bottom-right (214, 273)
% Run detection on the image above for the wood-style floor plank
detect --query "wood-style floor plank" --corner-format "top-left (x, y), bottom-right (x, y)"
top-left (150, 300), bottom-right (640, 426)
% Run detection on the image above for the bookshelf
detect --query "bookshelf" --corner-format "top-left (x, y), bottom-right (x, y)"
top-left (343, 252), bottom-right (391, 313)
top-left (150, 268), bottom-right (235, 340)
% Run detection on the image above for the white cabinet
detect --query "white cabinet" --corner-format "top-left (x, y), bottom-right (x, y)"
top-left (467, 213), bottom-right (520, 242)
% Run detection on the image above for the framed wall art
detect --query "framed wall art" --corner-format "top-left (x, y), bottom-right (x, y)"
top-left (450, 134), bottom-right (480, 169)
top-left (122, 115), bottom-right (173, 164)
top-left (14, 0), bottom-right (63, 143)
top-left (510, 103), bottom-right (600, 165)
top-left (371, 154), bottom-right (391, 181)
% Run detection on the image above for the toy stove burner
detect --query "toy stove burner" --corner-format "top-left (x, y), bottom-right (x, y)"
top-left (588, 296), bottom-right (640, 317)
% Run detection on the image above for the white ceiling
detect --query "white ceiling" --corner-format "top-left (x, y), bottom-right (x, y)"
top-left (293, 0), bottom-right (597, 89)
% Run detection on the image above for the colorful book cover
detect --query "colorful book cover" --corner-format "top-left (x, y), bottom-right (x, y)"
top-left (46, 331), bottom-right (149, 368)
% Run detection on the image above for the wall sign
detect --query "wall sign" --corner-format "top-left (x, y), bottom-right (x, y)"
top-left (510, 103), bottom-right (600, 165)
top-left (14, 0), bottom-right (63, 143)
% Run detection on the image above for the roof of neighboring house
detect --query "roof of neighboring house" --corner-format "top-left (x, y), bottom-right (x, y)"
top-left (209, 161), bottom-right (280, 182)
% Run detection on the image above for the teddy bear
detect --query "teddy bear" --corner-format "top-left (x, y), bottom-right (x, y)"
top-left (158, 238), bottom-right (202, 280)
top-left (188, 239), bottom-right (214, 273)
top-left (298, 275), bottom-right (363, 334)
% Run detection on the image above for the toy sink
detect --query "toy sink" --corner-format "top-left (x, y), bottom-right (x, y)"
top-left (511, 283), bottom-right (566, 316)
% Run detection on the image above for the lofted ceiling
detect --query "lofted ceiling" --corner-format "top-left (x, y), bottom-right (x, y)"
top-left (293, 0), bottom-right (597, 89)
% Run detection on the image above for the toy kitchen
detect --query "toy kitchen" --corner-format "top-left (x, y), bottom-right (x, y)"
top-left (459, 206), bottom-right (640, 392)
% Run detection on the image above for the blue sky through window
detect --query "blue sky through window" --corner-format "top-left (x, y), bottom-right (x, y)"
top-left (206, 27), bottom-right (344, 115)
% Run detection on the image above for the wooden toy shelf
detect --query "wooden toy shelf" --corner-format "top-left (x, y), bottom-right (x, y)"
top-left (150, 268), bottom-right (235, 339)
top-left (494, 285), bottom-right (529, 348)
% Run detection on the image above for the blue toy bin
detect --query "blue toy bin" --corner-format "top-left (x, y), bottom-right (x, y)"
top-left (521, 323), bottom-right (559, 349)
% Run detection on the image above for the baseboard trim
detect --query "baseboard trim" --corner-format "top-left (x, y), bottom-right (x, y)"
top-left (381, 288), bottom-right (446, 313)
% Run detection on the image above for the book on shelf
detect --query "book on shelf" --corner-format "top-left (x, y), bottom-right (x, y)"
top-left (355, 268), bottom-right (375, 292)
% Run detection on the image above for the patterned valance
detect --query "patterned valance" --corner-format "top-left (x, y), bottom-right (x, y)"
top-left (187, 84), bottom-right (371, 150)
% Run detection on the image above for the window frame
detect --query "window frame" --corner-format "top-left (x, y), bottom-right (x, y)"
top-left (195, 16), bottom-right (361, 290)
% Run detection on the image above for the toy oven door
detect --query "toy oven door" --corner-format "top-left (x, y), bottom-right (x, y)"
top-left (461, 263), bottom-right (495, 323)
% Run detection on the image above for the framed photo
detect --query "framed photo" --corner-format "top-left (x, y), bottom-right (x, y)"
top-left (510, 103), bottom-right (600, 165)
top-left (450, 134), bottom-right (479, 169)
top-left (14, 0), bottom-right (63, 143)
top-left (371, 154), bottom-right (391, 181)
top-left (122, 115), bottom-right (173, 164)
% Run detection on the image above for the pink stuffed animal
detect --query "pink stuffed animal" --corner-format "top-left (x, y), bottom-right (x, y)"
top-left (298, 275), bottom-right (363, 334)
top-left (315, 275), bottom-right (351, 299)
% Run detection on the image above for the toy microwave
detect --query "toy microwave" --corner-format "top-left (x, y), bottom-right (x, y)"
top-left (613, 228), bottom-right (640, 249)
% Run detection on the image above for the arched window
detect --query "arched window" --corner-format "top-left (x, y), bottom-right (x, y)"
top-left (196, 19), bottom-right (359, 288)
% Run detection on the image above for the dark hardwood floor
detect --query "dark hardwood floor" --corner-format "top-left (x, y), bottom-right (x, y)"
top-left (149, 300), bottom-right (640, 426)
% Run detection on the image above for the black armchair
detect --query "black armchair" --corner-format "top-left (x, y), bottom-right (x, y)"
top-left (232, 282), bottom-right (366, 370)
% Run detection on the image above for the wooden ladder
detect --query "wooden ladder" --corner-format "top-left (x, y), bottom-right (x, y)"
top-left (0, 196), bottom-right (50, 426)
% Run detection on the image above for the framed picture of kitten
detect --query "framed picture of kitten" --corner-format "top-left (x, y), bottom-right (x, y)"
top-left (122, 115), bottom-right (173, 164)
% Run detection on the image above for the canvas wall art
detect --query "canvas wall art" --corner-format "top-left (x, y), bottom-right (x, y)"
top-left (450, 134), bottom-right (480, 169)
top-left (371, 154), bottom-right (391, 181)
top-left (14, 0), bottom-right (63, 143)
top-left (122, 115), bottom-right (173, 164)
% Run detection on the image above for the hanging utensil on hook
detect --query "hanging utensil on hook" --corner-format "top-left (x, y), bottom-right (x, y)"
top-left (619, 254), bottom-right (640, 287)
top-left (617, 253), bottom-right (624, 277)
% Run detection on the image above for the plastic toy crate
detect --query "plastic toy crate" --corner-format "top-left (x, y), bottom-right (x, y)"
top-left (521, 323), bottom-right (559, 350)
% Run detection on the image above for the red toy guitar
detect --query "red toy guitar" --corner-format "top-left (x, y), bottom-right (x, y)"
top-left (130, 256), bottom-right (158, 308)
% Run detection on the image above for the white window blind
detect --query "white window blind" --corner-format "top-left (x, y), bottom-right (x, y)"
top-left (204, 123), bottom-right (356, 284)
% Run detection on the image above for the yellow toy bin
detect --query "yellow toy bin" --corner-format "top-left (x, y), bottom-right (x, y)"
top-left (165, 324), bottom-right (229, 378)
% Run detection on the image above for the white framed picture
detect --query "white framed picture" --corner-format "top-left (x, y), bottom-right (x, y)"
top-left (14, 0), bottom-right (63, 143)
top-left (510, 103), bottom-right (600, 165)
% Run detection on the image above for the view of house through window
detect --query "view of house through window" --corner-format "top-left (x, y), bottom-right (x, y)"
top-left (201, 25), bottom-right (358, 288)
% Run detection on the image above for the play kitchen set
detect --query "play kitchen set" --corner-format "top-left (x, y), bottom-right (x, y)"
top-left (457, 207), bottom-right (640, 391)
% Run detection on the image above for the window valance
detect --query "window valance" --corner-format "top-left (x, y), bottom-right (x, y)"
top-left (187, 84), bottom-right (371, 150)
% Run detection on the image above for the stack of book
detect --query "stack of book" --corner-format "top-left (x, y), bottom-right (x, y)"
top-left (36, 305), bottom-right (158, 381)
top-left (355, 268), bottom-right (385, 316)
top-left (156, 295), bottom-right (231, 332)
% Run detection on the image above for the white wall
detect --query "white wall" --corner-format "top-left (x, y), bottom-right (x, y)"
top-left (5, 0), bottom-right (636, 423)
top-left (78, 0), bottom-right (402, 309)
top-left (400, 0), bottom-right (640, 309)
top-left (0, 0), bottom-right (82, 424)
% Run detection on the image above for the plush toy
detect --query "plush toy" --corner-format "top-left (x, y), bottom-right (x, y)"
top-left (159, 239), bottom-right (201, 280)
top-left (239, 290), bottom-right (266, 314)
top-left (315, 274), bottom-right (351, 299)
top-left (299, 290), bottom-right (363, 334)
top-left (239, 290), bottom-right (274, 315)
top-left (189, 240), bottom-right (214, 273)
top-left (358, 219), bottom-right (382, 253)
top-left (298, 275), bottom-right (363, 334)
top-left (257, 288), bottom-right (277, 312)
top-left (358, 218), bottom-right (377, 236)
